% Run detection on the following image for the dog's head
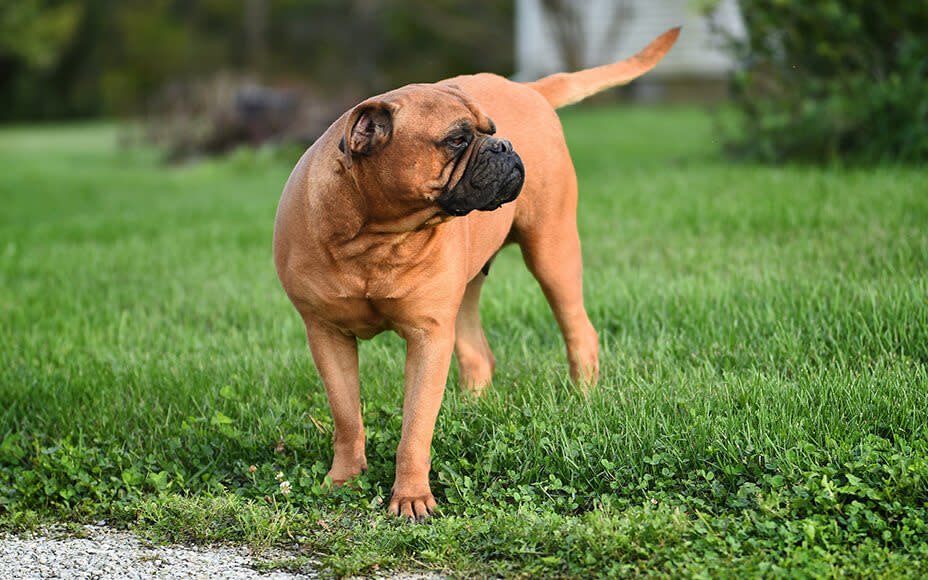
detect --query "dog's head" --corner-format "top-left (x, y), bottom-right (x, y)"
top-left (339, 83), bottom-right (524, 220)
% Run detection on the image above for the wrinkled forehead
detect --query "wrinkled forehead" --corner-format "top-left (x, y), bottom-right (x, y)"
top-left (384, 84), bottom-right (490, 137)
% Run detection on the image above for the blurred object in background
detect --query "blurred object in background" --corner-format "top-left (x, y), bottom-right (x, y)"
top-left (0, 0), bottom-right (514, 158)
top-left (143, 74), bottom-right (358, 162)
top-left (516, 0), bottom-right (745, 102)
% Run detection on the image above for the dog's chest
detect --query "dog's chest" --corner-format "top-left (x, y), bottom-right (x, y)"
top-left (294, 260), bottom-right (424, 339)
top-left (297, 277), bottom-right (389, 338)
top-left (328, 230), bottom-right (451, 296)
top-left (284, 224), bottom-right (461, 337)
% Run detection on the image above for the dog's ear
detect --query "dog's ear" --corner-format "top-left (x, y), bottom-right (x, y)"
top-left (341, 100), bottom-right (397, 168)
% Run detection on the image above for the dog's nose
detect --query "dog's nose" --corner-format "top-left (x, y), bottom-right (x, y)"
top-left (488, 138), bottom-right (513, 154)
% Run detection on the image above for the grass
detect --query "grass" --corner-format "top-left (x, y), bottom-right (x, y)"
top-left (1, 106), bottom-right (927, 578)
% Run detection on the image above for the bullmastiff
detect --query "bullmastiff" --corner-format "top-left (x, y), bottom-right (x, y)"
top-left (273, 28), bottom-right (680, 519)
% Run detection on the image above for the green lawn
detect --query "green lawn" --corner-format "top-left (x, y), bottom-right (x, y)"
top-left (1, 107), bottom-right (927, 578)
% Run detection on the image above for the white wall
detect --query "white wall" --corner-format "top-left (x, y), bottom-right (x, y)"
top-left (515, 0), bottom-right (745, 81)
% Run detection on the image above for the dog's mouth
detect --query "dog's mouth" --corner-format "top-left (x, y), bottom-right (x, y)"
top-left (437, 137), bottom-right (524, 217)
top-left (475, 163), bottom-right (524, 212)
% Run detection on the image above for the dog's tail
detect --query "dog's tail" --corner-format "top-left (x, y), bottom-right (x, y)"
top-left (526, 27), bottom-right (681, 110)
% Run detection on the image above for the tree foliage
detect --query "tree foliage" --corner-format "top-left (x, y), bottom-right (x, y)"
top-left (0, 0), bottom-right (514, 121)
top-left (706, 0), bottom-right (928, 163)
top-left (0, 0), bottom-right (83, 69)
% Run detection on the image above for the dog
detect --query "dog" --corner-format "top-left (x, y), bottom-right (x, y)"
top-left (273, 28), bottom-right (680, 520)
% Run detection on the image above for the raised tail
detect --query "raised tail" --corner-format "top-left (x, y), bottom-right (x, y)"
top-left (526, 27), bottom-right (681, 109)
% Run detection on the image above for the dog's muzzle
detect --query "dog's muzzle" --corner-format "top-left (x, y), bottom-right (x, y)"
top-left (436, 137), bottom-right (524, 217)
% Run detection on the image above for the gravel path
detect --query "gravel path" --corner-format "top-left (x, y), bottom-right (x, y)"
top-left (1, 525), bottom-right (318, 579)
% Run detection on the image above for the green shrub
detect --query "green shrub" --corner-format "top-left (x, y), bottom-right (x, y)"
top-left (709, 0), bottom-right (928, 163)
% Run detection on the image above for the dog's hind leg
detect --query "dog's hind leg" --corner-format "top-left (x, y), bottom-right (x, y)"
top-left (454, 271), bottom-right (496, 396)
top-left (517, 225), bottom-right (599, 389)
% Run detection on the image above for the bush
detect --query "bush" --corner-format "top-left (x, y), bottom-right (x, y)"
top-left (709, 0), bottom-right (928, 163)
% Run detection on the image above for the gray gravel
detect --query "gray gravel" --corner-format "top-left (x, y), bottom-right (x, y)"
top-left (0, 525), bottom-right (318, 579)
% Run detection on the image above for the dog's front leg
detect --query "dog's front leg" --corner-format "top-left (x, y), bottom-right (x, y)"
top-left (389, 324), bottom-right (455, 520)
top-left (304, 318), bottom-right (367, 485)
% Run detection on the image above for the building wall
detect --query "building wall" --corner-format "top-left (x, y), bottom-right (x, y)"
top-left (516, 0), bottom-right (744, 86)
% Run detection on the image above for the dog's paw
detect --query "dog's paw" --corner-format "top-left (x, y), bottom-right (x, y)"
top-left (388, 487), bottom-right (437, 521)
top-left (325, 464), bottom-right (367, 489)
top-left (325, 454), bottom-right (368, 486)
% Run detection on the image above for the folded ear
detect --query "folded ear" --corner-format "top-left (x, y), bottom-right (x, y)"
top-left (340, 100), bottom-right (397, 168)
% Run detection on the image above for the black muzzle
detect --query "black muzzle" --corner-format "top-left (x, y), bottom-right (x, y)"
top-left (436, 137), bottom-right (524, 217)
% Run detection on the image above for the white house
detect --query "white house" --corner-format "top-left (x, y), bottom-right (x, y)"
top-left (515, 0), bottom-right (745, 101)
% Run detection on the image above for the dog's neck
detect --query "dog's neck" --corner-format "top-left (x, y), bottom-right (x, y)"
top-left (308, 168), bottom-right (452, 265)
top-left (363, 209), bottom-right (454, 234)
top-left (330, 160), bottom-right (454, 237)
top-left (324, 213), bottom-right (448, 268)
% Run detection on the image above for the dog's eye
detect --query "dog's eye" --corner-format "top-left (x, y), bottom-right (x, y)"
top-left (446, 135), bottom-right (468, 148)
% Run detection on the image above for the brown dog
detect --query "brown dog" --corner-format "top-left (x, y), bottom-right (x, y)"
top-left (273, 28), bottom-right (679, 519)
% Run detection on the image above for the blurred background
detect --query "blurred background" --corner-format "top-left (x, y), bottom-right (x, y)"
top-left (1, 0), bottom-right (925, 163)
